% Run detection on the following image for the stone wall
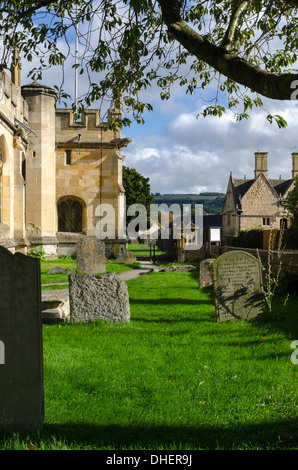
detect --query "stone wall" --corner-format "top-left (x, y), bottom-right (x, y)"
top-left (180, 243), bottom-right (298, 275)
top-left (222, 246), bottom-right (298, 275)
top-left (0, 70), bottom-right (28, 251)
top-left (180, 244), bottom-right (222, 263)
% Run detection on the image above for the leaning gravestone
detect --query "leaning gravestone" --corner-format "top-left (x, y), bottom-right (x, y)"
top-left (69, 272), bottom-right (130, 323)
top-left (76, 236), bottom-right (106, 274)
top-left (0, 246), bottom-right (44, 432)
top-left (199, 258), bottom-right (215, 288)
top-left (212, 250), bottom-right (265, 322)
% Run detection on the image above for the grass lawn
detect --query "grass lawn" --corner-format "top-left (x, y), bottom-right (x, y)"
top-left (127, 243), bottom-right (169, 258)
top-left (40, 258), bottom-right (141, 289)
top-left (1, 268), bottom-right (298, 450)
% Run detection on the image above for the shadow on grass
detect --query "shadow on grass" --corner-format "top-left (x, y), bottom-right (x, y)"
top-left (35, 418), bottom-right (298, 449)
top-left (252, 295), bottom-right (298, 340)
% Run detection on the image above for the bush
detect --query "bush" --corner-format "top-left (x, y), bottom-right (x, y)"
top-left (283, 228), bottom-right (298, 250)
top-left (231, 229), bottom-right (263, 248)
top-left (58, 254), bottom-right (76, 260)
top-left (27, 246), bottom-right (46, 261)
top-left (278, 272), bottom-right (298, 296)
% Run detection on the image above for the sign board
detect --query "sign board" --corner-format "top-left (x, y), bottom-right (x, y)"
top-left (210, 227), bottom-right (221, 242)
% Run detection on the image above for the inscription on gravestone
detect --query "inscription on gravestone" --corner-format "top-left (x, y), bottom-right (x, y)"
top-left (76, 236), bottom-right (106, 274)
top-left (0, 246), bottom-right (44, 432)
top-left (212, 250), bottom-right (265, 322)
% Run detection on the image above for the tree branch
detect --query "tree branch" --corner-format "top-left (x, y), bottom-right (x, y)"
top-left (158, 0), bottom-right (298, 100)
top-left (221, 1), bottom-right (251, 50)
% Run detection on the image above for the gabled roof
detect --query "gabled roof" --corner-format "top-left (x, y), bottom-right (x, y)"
top-left (268, 179), bottom-right (294, 196)
top-left (231, 176), bottom-right (294, 204)
top-left (232, 179), bottom-right (255, 202)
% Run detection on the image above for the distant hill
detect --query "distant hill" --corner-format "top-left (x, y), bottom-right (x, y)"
top-left (152, 193), bottom-right (225, 215)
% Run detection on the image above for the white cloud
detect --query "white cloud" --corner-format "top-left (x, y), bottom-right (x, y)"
top-left (124, 100), bottom-right (298, 195)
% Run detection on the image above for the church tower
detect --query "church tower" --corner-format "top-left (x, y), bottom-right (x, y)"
top-left (21, 80), bottom-right (58, 256)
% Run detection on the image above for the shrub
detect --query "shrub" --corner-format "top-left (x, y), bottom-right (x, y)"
top-left (231, 229), bottom-right (263, 248)
top-left (27, 246), bottom-right (47, 261)
top-left (278, 272), bottom-right (298, 296)
top-left (283, 228), bottom-right (298, 250)
top-left (58, 254), bottom-right (76, 260)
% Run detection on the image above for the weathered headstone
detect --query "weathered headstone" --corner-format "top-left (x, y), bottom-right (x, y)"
top-left (115, 251), bottom-right (137, 264)
top-left (0, 246), bottom-right (44, 433)
top-left (47, 266), bottom-right (76, 274)
top-left (76, 236), bottom-right (106, 274)
top-left (69, 272), bottom-right (130, 323)
top-left (199, 258), bottom-right (215, 288)
top-left (212, 250), bottom-right (265, 322)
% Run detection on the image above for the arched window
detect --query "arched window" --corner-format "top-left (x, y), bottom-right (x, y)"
top-left (58, 199), bottom-right (83, 232)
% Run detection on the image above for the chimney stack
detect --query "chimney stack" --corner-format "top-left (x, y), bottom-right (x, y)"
top-left (254, 152), bottom-right (268, 179)
top-left (292, 153), bottom-right (298, 179)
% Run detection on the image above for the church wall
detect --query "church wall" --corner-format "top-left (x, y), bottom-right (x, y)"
top-left (0, 71), bottom-right (28, 251)
top-left (55, 109), bottom-right (127, 257)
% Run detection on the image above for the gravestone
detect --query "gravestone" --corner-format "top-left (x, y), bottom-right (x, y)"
top-left (69, 272), bottom-right (130, 323)
top-left (0, 246), bottom-right (44, 433)
top-left (199, 258), bottom-right (215, 288)
top-left (47, 266), bottom-right (75, 274)
top-left (76, 236), bottom-right (106, 274)
top-left (115, 251), bottom-right (137, 264)
top-left (212, 250), bottom-right (265, 322)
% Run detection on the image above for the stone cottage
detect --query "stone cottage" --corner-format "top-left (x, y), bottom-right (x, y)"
top-left (0, 49), bottom-right (130, 258)
top-left (222, 151), bottom-right (297, 245)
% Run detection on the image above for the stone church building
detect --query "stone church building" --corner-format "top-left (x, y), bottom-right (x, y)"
top-left (222, 151), bottom-right (298, 245)
top-left (0, 50), bottom-right (130, 258)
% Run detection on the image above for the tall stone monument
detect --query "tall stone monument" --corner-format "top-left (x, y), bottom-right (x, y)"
top-left (0, 246), bottom-right (44, 432)
top-left (76, 236), bottom-right (106, 274)
top-left (212, 250), bottom-right (265, 322)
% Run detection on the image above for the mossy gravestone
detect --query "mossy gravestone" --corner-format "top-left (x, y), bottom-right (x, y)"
top-left (0, 246), bottom-right (44, 432)
top-left (76, 236), bottom-right (106, 274)
top-left (199, 258), bottom-right (215, 288)
top-left (212, 250), bottom-right (265, 322)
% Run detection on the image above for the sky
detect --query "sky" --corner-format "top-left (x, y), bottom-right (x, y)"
top-left (19, 11), bottom-right (298, 197)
